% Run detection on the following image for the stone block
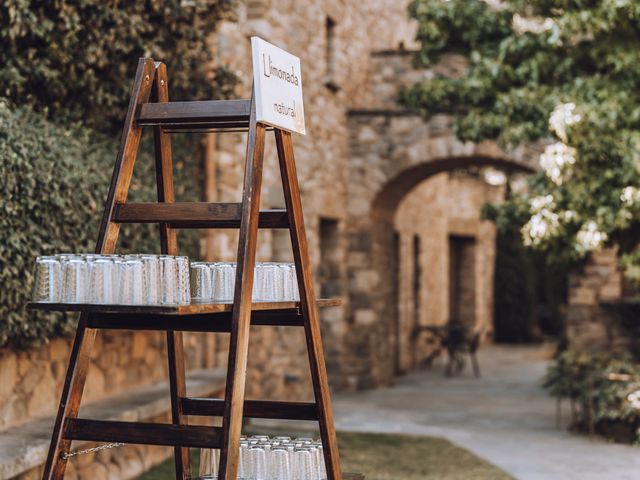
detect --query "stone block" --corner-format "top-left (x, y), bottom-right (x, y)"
top-left (569, 287), bottom-right (597, 305)
top-left (131, 333), bottom-right (147, 360)
top-left (0, 353), bottom-right (18, 402)
top-left (354, 309), bottom-right (376, 326)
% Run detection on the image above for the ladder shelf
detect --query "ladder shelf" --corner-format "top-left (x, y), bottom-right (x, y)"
top-left (37, 57), bottom-right (361, 480)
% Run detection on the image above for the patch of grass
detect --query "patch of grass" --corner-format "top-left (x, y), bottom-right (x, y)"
top-left (137, 432), bottom-right (513, 480)
top-left (339, 431), bottom-right (512, 480)
top-left (137, 450), bottom-right (200, 480)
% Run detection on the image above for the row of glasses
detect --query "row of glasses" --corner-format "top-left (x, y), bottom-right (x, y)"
top-left (32, 254), bottom-right (190, 305)
top-left (198, 435), bottom-right (327, 480)
top-left (191, 262), bottom-right (300, 303)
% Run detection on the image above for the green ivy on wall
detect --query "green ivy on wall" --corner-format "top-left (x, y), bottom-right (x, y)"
top-left (0, 1), bottom-right (238, 347)
top-left (0, 101), bottom-right (202, 347)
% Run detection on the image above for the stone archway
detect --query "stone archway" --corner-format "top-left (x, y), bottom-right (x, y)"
top-left (342, 109), bottom-right (539, 389)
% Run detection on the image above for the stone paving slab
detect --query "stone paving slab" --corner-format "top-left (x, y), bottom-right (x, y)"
top-left (332, 345), bottom-right (640, 480)
top-left (0, 369), bottom-right (225, 479)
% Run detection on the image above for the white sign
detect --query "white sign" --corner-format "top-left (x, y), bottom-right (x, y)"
top-left (251, 37), bottom-right (306, 135)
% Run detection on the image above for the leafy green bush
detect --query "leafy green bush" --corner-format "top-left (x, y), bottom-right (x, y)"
top-left (0, 99), bottom-right (200, 347)
top-left (0, 0), bottom-right (237, 132)
top-left (0, 0), bottom-right (238, 346)
top-left (544, 350), bottom-right (640, 443)
top-left (402, 0), bottom-right (640, 279)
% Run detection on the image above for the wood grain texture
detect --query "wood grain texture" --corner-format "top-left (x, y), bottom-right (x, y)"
top-left (83, 311), bottom-right (306, 332)
top-left (64, 419), bottom-right (222, 448)
top-left (113, 202), bottom-right (289, 228)
top-left (137, 99), bottom-right (251, 130)
top-left (275, 128), bottom-right (343, 480)
top-left (152, 62), bottom-right (178, 254)
top-left (96, 58), bottom-right (156, 254)
top-left (218, 90), bottom-right (266, 480)
top-left (41, 60), bottom-right (363, 480)
top-left (152, 62), bottom-right (191, 480)
top-left (181, 398), bottom-right (318, 420)
top-left (42, 58), bottom-right (156, 480)
top-left (28, 298), bottom-right (341, 316)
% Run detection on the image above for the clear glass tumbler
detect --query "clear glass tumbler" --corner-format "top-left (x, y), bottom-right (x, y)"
top-left (176, 256), bottom-right (191, 305)
top-left (280, 264), bottom-right (295, 302)
top-left (159, 256), bottom-right (178, 305)
top-left (191, 263), bottom-right (213, 301)
top-left (117, 259), bottom-right (145, 305)
top-left (198, 448), bottom-right (219, 479)
top-left (253, 263), bottom-right (266, 302)
top-left (248, 446), bottom-right (268, 480)
top-left (139, 254), bottom-right (160, 305)
top-left (32, 256), bottom-right (62, 302)
top-left (88, 257), bottom-right (116, 304)
top-left (62, 257), bottom-right (89, 303)
top-left (214, 263), bottom-right (236, 302)
top-left (312, 441), bottom-right (327, 480)
top-left (270, 447), bottom-right (291, 480)
top-left (293, 447), bottom-right (314, 480)
top-left (239, 440), bottom-right (250, 480)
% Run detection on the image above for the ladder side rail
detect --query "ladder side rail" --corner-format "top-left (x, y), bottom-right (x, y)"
top-left (275, 128), bottom-right (343, 480)
top-left (42, 57), bottom-right (156, 480)
top-left (152, 61), bottom-right (191, 479)
top-left (218, 89), bottom-right (267, 480)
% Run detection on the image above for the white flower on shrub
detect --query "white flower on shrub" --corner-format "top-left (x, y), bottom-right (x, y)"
top-left (530, 194), bottom-right (554, 212)
top-left (522, 195), bottom-right (561, 246)
top-left (628, 390), bottom-right (640, 410)
top-left (539, 142), bottom-right (577, 185)
top-left (549, 102), bottom-right (581, 142)
top-left (576, 221), bottom-right (607, 252)
top-left (621, 186), bottom-right (640, 205)
top-left (513, 13), bottom-right (554, 35)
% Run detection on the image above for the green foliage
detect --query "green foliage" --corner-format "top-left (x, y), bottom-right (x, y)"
top-left (484, 200), bottom-right (535, 342)
top-left (0, 0), bottom-right (238, 132)
top-left (484, 195), bottom-right (568, 341)
top-left (0, 1), bottom-right (237, 346)
top-left (403, 0), bottom-right (640, 277)
top-left (544, 350), bottom-right (640, 443)
top-left (0, 100), bottom-right (200, 347)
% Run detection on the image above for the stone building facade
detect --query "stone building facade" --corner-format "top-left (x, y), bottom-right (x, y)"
top-left (2, 1), bottom-right (541, 478)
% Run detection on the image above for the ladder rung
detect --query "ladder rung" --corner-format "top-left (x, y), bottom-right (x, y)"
top-left (137, 99), bottom-right (251, 130)
top-left (64, 419), bottom-right (222, 448)
top-left (113, 202), bottom-right (289, 228)
top-left (86, 310), bottom-right (305, 332)
top-left (181, 398), bottom-right (319, 421)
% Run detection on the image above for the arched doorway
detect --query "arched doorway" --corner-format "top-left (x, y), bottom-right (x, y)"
top-left (343, 109), bottom-right (538, 389)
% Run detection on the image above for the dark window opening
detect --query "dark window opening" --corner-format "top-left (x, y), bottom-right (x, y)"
top-left (324, 16), bottom-right (340, 92)
top-left (319, 218), bottom-right (341, 298)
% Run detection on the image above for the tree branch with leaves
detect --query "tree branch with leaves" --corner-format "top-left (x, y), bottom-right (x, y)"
top-left (402, 0), bottom-right (640, 279)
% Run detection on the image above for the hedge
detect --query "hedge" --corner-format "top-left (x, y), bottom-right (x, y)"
top-left (0, 99), bottom-right (200, 347)
top-left (0, 0), bottom-right (237, 132)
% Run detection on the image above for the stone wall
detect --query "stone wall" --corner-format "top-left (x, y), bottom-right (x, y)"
top-left (566, 248), bottom-right (630, 352)
top-left (0, 331), bottom-right (220, 432)
top-left (196, 0), bottom-right (537, 391)
top-left (204, 0), bottom-right (425, 394)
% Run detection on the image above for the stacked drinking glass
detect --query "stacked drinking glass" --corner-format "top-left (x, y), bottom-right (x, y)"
top-left (198, 435), bottom-right (327, 480)
top-left (32, 254), bottom-right (190, 305)
top-left (190, 262), bottom-right (300, 303)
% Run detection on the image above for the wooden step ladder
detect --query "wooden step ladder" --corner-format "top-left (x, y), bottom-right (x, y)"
top-left (32, 58), bottom-right (363, 480)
